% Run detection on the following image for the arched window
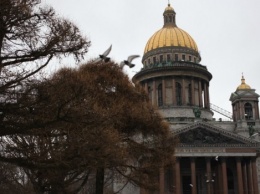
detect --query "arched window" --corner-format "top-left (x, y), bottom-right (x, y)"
top-left (244, 102), bottom-right (253, 120)
top-left (153, 57), bottom-right (156, 64)
top-left (176, 82), bottom-right (182, 105)
top-left (175, 54), bottom-right (178, 61)
top-left (158, 84), bottom-right (163, 106)
top-left (188, 84), bottom-right (192, 105)
top-left (167, 54), bottom-right (171, 62)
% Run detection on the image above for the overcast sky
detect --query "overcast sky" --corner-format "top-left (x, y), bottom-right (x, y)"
top-left (43, 0), bottom-right (260, 119)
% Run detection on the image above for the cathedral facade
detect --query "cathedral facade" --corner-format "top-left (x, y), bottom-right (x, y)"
top-left (132, 3), bottom-right (260, 194)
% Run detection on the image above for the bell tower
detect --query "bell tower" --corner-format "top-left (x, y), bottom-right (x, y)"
top-left (230, 75), bottom-right (260, 136)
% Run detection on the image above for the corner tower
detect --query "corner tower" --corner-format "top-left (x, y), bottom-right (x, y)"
top-left (230, 75), bottom-right (260, 135)
top-left (133, 4), bottom-right (213, 122)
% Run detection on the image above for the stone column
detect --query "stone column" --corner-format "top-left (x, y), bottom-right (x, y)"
top-left (207, 83), bottom-right (210, 108)
top-left (221, 158), bottom-right (228, 194)
top-left (255, 101), bottom-right (260, 119)
top-left (172, 78), bottom-right (176, 106)
top-left (198, 80), bottom-right (202, 107)
top-left (241, 102), bottom-right (245, 120)
top-left (153, 79), bottom-right (157, 107)
top-left (159, 167), bottom-right (165, 194)
top-left (175, 158), bottom-right (181, 194)
top-left (162, 78), bottom-right (166, 106)
top-left (247, 159), bottom-right (254, 193)
top-left (238, 101), bottom-right (245, 120)
top-left (206, 158), bottom-right (212, 194)
top-left (236, 158), bottom-right (244, 194)
top-left (191, 158), bottom-right (197, 194)
top-left (232, 104), bottom-right (235, 121)
top-left (251, 158), bottom-right (259, 194)
top-left (191, 78), bottom-right (195, 106)
top-left (218, 162), bottom-right (223, 194)
top-left (182, 78), bottom-right (186, 105)
top-left (144, 82), bottom-right (148, 93)
top-left (242, 161), bottom-right (248, 194)
top-left (204, 82), bottom-right (208, 109)
top-left (237, 103), bottom-right (241, 121)
top-left (172, 163), bottom-right (176, 193)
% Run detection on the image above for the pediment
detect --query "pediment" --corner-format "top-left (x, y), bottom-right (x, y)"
top-left (173, 122), bottom-right (258, 146)
top-left (178, 128), bottom-right (243, 144)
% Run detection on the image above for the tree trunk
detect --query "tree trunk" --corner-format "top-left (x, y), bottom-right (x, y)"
top-left (95, 168), bottom-right (104, 194)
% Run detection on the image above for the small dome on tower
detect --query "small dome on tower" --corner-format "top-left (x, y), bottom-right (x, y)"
top-left (165, 4), bottom-right (174, 11)
top-left (236, 75), bottom-right (251, 90)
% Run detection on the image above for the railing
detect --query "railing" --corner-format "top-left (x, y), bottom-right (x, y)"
top-left (210, 103), bottom-right (232, 119)
top-left (141, 61), bottom-right (208, 71)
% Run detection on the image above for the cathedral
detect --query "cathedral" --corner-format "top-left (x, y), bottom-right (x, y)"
top-left (131, 3), bottom-right (260, 194)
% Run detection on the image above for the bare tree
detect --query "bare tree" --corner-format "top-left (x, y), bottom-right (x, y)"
top-left (0, 162), bottom-right (34, 194)
top-left (0, 61), bottom-right (176, 193)
top-left (0, 0), bottom-right (90, 136)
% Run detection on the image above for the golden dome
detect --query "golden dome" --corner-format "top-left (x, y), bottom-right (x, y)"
top-left (143, 4), bottom-right (198, 54)
top-left (144, 27), bottom-right (198, 54)
top-left (237, 75), bottom-right (251, 90)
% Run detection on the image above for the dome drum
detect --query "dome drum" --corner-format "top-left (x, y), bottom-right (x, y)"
top-left (133, 74), bottom-right (212, 118)
top-left (142, 47), bottom-right (201, 68)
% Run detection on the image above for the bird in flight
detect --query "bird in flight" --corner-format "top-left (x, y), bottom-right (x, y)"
top-left (94, 45), bottom-right (112, 63)
top-left (120, 55), bottom-right (140, 69)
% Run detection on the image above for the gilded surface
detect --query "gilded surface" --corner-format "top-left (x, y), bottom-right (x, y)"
top-left (237, 76), bottom-right (251, 90)
top-left (144, 27), bottom-right (198, 54)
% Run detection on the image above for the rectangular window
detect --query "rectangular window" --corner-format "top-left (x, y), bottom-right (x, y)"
top-left (182, 54), bottom-right (185, 61)
top-left (189, 56), bottom-right (192, 61)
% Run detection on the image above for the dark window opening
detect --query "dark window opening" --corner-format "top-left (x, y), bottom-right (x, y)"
top-left (160, 55), bottom-right (163, 63)
top-left (176, 82), bottom-right (182, 105)
top-left (188, 84), bottom-right (192, 105)
top-left (245, 102), bottom-right (253, 120)
top-left (167, 54), bottom-right (171, 62)
top-left (148, 86), bottom-right (152, 102)
top-left (158, 84), bottom-right (163, 107)
top-left (175, 54), bottom-right (178, 61)
top-left (182, 54), bottom-right (185, 61)
top-left (153, 57), bottom-right (156, 64)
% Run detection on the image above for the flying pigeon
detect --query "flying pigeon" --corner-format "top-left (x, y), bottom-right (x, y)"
top-left (120, 55), bottom-right (140, 69)
top-left (215, 156), bottom-right (218, 161)
top-left (189, 184), bottom-right (193, 187)
top-left (93, 45), bottom-right (112, 63)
